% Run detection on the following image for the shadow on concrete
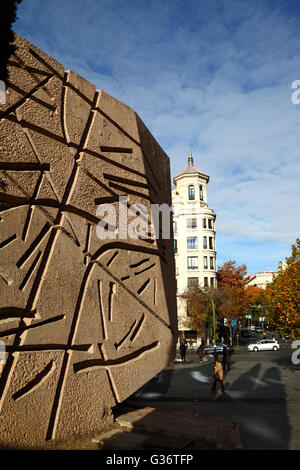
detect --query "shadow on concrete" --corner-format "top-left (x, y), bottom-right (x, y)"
top-left (201, 362), bottom-right (291, 449)
top-left (136, 113), bottom-right (178, 364)
top-left (118, 351), bottom-right (292, 449)
top-left (120, 368), bottom-right (175, 404)
top-left (270, 351), bottom-right (300, 373)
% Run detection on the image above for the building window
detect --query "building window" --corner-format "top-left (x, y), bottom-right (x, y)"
top-left (209, 237), bottom-right (213, 250)
top-left (203, 256), bottom-right (208, 269)
top-left (187, 256), bottom-right (198, 270)
top-left (203, 218), bottom-right (206, 229)
top-left (188, 185), bottom-right (195, 200)
top-left (188, 277), bottom-right (198, 287)
top-left (210, 278), bottom-right (215, 288)
top-left (187, 236), bottom-right (197, 249)
top-left (187, 218), bottom-right (197, 229)
top-left (200, 185), bottom-right (203, 201)
top-left (210, 256), bottom-right (214, 270)
top-left (203, 236), bottom-right (207, 249)
top-left (208, 219), bottom-right (212, 229)
top-left (174, 239), bottom-right (177, 254)
top-left (204, 277), bottom-right (208, 287)
top-left (173, 220), bottom-right (177, 233)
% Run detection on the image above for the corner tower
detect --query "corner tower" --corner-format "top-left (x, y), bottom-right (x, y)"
top-left (172, 151), bottom-right (217, 343)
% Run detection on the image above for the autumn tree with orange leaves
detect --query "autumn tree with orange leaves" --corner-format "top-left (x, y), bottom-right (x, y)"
top-left (180, 260), bottom-right (262, 339)
top-left (217, 260), bottom-right (261, 320)
top-left (263, 239), bottom-right (300, 338)
top-left (180, 284), bottom-right (211, 335)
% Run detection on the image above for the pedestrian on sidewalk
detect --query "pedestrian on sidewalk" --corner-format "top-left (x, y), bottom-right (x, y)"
top-left (222, 346), bottom-right (230, 372)
top-left (179, 341), bottom-right (187, 364)
top-left (211, 359), bottom-right (225, 393)
top-left (197, 343), bottom-right (204, 362)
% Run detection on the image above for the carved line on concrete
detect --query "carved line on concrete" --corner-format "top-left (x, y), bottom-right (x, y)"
top-left (0, 35), bottom-right (177, 445)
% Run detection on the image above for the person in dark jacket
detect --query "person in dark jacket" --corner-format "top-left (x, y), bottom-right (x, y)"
top-left (179, 341), bottom-right (187, 363)
top-left (197, 344), bottom-right (204, 362)
top-left (222, 346), bottom-right (230, 372)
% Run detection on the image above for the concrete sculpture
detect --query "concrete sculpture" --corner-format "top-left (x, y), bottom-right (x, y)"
top-left (0, 34), bottom-right (177, 448)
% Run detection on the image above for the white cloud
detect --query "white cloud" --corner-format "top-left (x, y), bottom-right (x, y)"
top-left (14, 0), bottom-right (300, 271)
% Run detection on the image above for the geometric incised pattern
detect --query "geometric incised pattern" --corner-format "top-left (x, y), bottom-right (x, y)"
top-left (0, 34), bottom-right (177, 447)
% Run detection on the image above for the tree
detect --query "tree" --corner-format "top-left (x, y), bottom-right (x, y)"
top-left (216, 260), bottom-right (260, 320)
top-left (180, 260), bottom-right (267, 342)
top-left (264, 239), bottom-right (300, 338)
top-left (180, 284), bottom-right (211, 335)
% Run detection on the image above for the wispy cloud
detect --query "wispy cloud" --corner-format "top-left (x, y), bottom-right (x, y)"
top-left (14, 0), bottom-right (300, 272)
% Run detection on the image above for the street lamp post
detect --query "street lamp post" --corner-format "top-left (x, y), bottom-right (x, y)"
top-left (212, 299), bottom-right (216, 344)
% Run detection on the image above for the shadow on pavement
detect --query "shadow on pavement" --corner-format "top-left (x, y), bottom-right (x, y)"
top-left (119, 350), bottom-right (292, 449)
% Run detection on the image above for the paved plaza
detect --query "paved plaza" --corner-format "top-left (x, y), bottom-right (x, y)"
top-left (123, 339), bottom-right (300, 450)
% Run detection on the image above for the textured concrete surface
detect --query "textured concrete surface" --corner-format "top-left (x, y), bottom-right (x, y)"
top-left (116, 406), bottom-right (241, 450)
top-left (0, 33), bottom-right (177, 448)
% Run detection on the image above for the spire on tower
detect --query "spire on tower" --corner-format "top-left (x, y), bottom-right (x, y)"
top-left (188, 148), bottom-right (194, 166)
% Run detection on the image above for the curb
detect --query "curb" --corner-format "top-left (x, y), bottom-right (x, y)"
top-left (167, 357), bottom-right (212, 370)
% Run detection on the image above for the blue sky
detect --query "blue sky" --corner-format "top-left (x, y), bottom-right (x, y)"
top-left (14, 0), bottom-right (300, 275)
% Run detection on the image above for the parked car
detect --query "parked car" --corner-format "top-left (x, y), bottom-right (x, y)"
top-left (241, 329), bottom-right (250, 338)
top-left (250, 325), bottom-right (256, 331)
top-left (204, 342), bottom-right (233, 355)
top-left (255, 326), bottom-right (263, 333)
top-left (247, 339), bottom-right (280, 352)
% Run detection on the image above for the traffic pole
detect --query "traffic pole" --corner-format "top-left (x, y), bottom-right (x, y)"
top-left (212, 300), bottom-right (216, 344)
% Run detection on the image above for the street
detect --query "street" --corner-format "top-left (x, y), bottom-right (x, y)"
top-left (124, 335), bottom-right (300, 450)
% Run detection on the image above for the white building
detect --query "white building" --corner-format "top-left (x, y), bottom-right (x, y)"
top-left (245, 269), bottom-right (277, 289)
top-left (172, 151), bottom-right (217, 343)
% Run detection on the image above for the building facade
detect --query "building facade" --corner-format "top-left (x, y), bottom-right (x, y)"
top-left (172, 152), bottom-right (217, 344)
top-left (245, 270), bottom-right (277, 289)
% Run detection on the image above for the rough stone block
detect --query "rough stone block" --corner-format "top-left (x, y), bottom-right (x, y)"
top-left (0, 34), bottom-right (177, 448)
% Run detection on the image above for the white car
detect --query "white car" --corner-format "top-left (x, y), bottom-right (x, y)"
top-left (248, 339), bottom-right (280, 352)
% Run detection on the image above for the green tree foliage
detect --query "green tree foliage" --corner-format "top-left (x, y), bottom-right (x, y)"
top-left (264, 239), bottom-right (300, 338)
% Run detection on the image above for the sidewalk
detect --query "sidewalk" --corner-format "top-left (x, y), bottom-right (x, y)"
top-left (37, 342), bottom-right (300, 451)
top-left (38, 349), bottom-right (242, 450)
top-left (101, 350), bottom-right (241, 450)
top-left (168, 348), bottom-right (212, 368)
top-left (103, 349), bottom-right (241, 450)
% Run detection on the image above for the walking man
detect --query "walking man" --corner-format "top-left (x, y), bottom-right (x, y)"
top-left (179, 341), bottom-right (187, 364)
top-left (212, 358), bottom-right (225, 393)
top-left (197, 343), bottom-right (204, 362)
top-left (222, 346), bottom-right (230, 372)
